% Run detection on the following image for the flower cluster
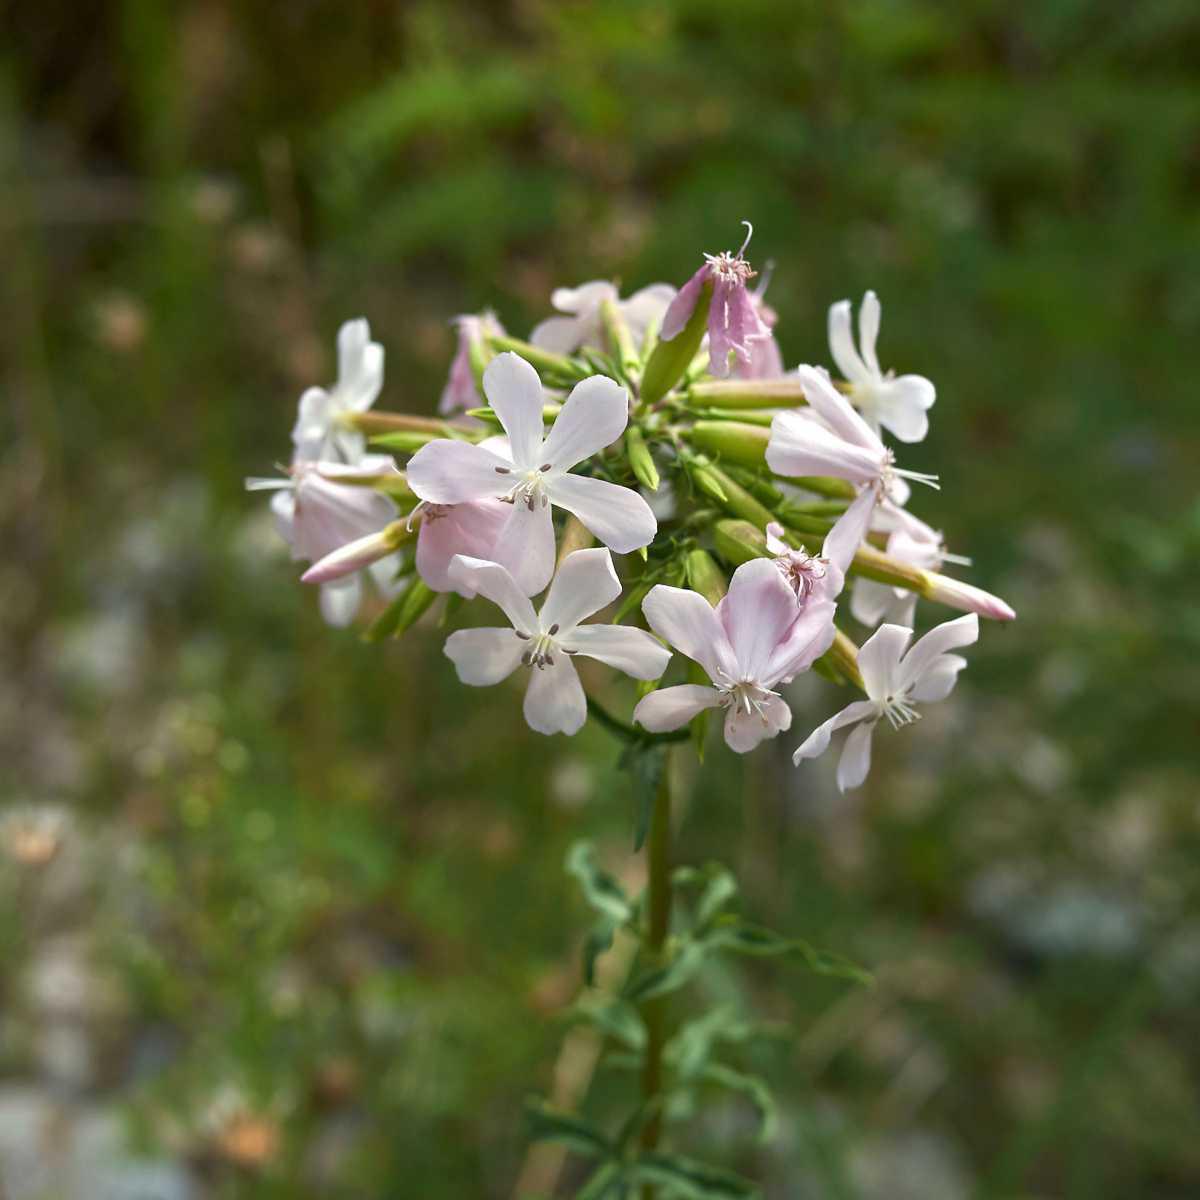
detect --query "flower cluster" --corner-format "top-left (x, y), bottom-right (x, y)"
top-left (249, 225), bottom-right (1014, 790)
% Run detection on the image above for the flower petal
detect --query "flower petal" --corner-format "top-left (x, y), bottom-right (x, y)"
top-left (562, 624), bottom-right (671, 680)
top-left (415, 498), bottom-right (511, 593)
top-left (633, 684), bottom-right (721, 733)
top-left (548, 473), bottom-right (656, 554)
top-left (641, 585), bottom-right (737, 684)
top-left (796, 365), bottom-right (882, 453)
top-left (444, 627), bottom-right (526, 685)
top-left (821, 487), bottom-right (876, 576)
top-left (857, 291), bottom-right (882, 378)
top-left (406, 438), bottom-right (512, 505)
top-left (523, 657), bottom-right (587, 735)
top-left (857, 623), bottom-right (913, 701)
top-left (836, 720), bottom-right (876, 791)
top-left (539, 547), bottom-right (621, 633)
top-left (337, 318), bottom-right (384, 412)
top-left (619, 283), bottom-right (676, 340)
top-left (660, 264), bottom-right (709, 341)
top-left (551, 281), bottom-right (616, 316)
top-left (319, 577), bottom-right (361, 627)
top-left (482, 352), bottom-right (545, 467)
top-left (718, 558), bottom-right (801, 681)
top-left (529, 314), bottom-right (585, 355)
top-left (764, 598), bottom-right (837, 685)
top-left (723, 691), bottom-right (791, 753)
top-left (898, 613), bottom-right (978, 693)
top-left (792, 699), bottom-right (879, 765)
top-left (492, 499), bottom-right (557, 597)
top-left (867, 375), bottom-right (935, 443)
top-left (849, 577), bottom-right (899, 628)
top-left (447, 555), bottom-right (538, 632)
top-left (828, 299), bottom-right (870, 384)
top-left (540, 374), bottom-right (630, 470)
top-left (292, 387), bottom-right (333, 458)
top-left (766, 410), bottom-right (885, 485)
top-left (909, 653), bottom-right (968, 703)
top-left (292, 472), bottom-right (397, 563)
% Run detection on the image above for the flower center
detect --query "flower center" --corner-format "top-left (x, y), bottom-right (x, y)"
top-left (775, 549), bottom-right (827, 602)
top-left (514, 623), bottom-right (576, 670)
top-left (715, 678), bottom-right (780, 725)
top-left (494, 464), bottom-right (552, 512)
top-left (879, 690), bottom-right (921, 730)
top-left (878, 448), bottom-right (940, 500)
top-left (703, 250), bottom-right (756, 286)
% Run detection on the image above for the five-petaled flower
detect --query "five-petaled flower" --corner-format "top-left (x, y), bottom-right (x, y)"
top-left (793, 613), bottom-right (978, 791)
top-left (531, 281), bottom-right (676, 356)
top-left (767, 365), bottom-right (939, 506)
top-left (633, 557), bottom-right (836, 753)
top-left (445, 549), bottom-right (671, 736)
top-left (406, 353), bottom-right (657, 597)
top-left (292, 318), bottom-right (384, 463)
top-left (829, 291), bottom-right (935, 443)
top-left (660, 222), bottom-right (772, 378)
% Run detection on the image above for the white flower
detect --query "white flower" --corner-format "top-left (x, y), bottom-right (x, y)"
top-left (531, 282), bottom-right (676, 356)
top-left (633, 557), bottom-right (837, 753)
top-left (828, 291), bottom-right (935, 442)
top-left (793, 613), bottom-right (979, 791)
top-left (246, 456), bottom-right (402, 626)
top-left (406, 353), bottom-right (657, 597)
top-left (766, 366), bottom-right (939, 505)
top-left (292, 318), bottom-right (384, 463)
top-left (444, 549), bottom-right (670, 736)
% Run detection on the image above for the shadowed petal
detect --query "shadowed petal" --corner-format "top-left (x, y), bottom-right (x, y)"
top-left (447, 555), bottom-right (538, 632)
top-left (563, 624), bottom-right (671, 679)
top-left (406, 439), bottom-right (513, 504)
top-left (493, 500), bottom-right (556, 597)
top-left (857, 291), bottom-right (882, 378)
top-left (633, 684), bottom-right (721, 733)
top-left (766, 410), bottom-right (884, 485)
top-left (540, 548), bottom-right (621, 633)
top-left (724, 692), bottom-right (791, 753)
top-left (857, 623), bottom-right (913, 701)
top-left (718, 558), bottom-right (803, 681)
top-left (641, 585), bottom-right (737, 684)
top-left (898, 613), bottom-right (978, 692)
top-left (836, 720), bottom-right (876, 791)
top-left (828, 299), bottom-right (870, 384)
top-left (909, 653), bottom-right (968, 703)
top-left (415, 498), bottom-right (511, 593)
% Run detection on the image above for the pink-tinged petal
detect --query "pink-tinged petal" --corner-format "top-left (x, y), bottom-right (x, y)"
top-left (718, 558), bottom-right (801, 681)
top-left (562, 624), bottom-right (671, 679)
top-left (734, 330), bottom-right (784, 380)
top-left (482, 353), bottom-right (546, 467)
top-left (641, 585), bottom-right (737, 684)
top-left (492, 500), bottom-right (556, 597)
top-left (439, 331), bottom-right (478, 415)
top-left (540, 548), bottom-right (621, 633)
top-left (723, 692), bottom-right (791, 754)
top-left (540, 374), bottom-right (629, 470)
top-left (857, 623), bottom-right (913, 701)
top-left (909, 653), bottom-right (968, 703)
top-left (633, 684), bottom-right (721, 733)
top-left (898, 613), bottom-right (978, 693)
top-left (864, 375), bottom-right (935, 443)
top-left (765, 521), bottom-right (789, 556)
top-left (792, 699), bottom-right (879, 764)
top-left (796, 365), bottom-right (881, 453)
top-left (766, 410), bottom-right (885, 486)
top-left (446, 555), bottom-right (538, 633)
top-left (922, 575), bottom-right (1015, 621)
top-left (406, 439), bottom-right (512, 505)
top-left (444, 627), bottom-right (526, 686)
top-left (836, 720), bottom-right (876, 791)
top-left (828, 300), bottom-right (870, 384)
top-left (292, 472), bottom-right (397, 563)
top-left (857, 291), bottom-right (882, 378)
top-left (523, 657), bottom-right (587, 735)
top-left (822, 487), bottom-right (876, 576)
top-left (415, 498), bottom-right (511, 593)
top-left (319, 577), bottom-right (361, 627)
top-left (302, 526), bottom-right (396, 584)
top-left (706, 277), bottom-right (739, 377)
top-left (660, 264), bottom-right (710, 341)
top-left (764, 598), bottom-right (837, 685)
top-left (530, 314), bottom-right (585, 355)
top-left (548, 474), bottom-right (656, 555)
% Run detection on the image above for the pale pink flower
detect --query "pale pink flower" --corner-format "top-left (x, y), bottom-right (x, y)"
top-left (440, 312), bottom-right (504, 415)
top-left (445, 549), bottom-right (671, 736)
top-left (733, 268), bottom-right (785, 380)
top-left (413, 498), bottom-right (512, 594)
top-left (829, 291), bottom-right (935, 443)
top-left (246, 456), bottom-right (401, 626)
top-left (531, 282), bottom-right (676, 355)
top-left (793, 613), bottom-right (979, 791)
top-left (406, 353), bottom-right (657, 597)
top-left (292, 318), bottom-right (384, 463)
top-left (633, 557), bottom-right (830, 753)
top-left (766, 365), bottom-right (939, 505)
top-left (660, 223), bottom-right (772, 378)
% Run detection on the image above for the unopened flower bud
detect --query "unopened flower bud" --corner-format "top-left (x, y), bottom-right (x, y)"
top-left (713, 519), bottom-right (769, 567)
top-left (301, 521), bottom-right (412, 585)
top-left (684, 549), bottom-right (727, 606)
top-left (688, 420), bottom-right (770, 469)
top-left (921, 572), bottom-right (1016, 621)
top-left (625, 425), bottom-right (660, 492)
top-left (687, 378), bottom-right (809, 409)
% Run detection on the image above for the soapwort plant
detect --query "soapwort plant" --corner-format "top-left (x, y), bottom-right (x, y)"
top-left (249, 222), bottom-right (1015, 1196)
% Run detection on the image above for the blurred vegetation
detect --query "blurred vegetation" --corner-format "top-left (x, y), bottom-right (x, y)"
top-left (2, 1), bottom-right (1199, 1197)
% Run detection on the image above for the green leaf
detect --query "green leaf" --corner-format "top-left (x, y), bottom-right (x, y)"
top-left (582, 919), bottom-right (617, 988)
top-left (362, 579), bottom-right (437, 642)
top-left (665, 1005), bottom-right (755, 1080)
top-left (671, 862), bottom-right (739, 930)
top-left (628, 1151), bottom-right (759, 1198)
top-left (571, 998), bottom-right (646, 1051)
top-left (618, 741), bottom-right (666, 852)
top-left (566, 842), bottom-right (633, 924)
top-left (625, 939), bottom-right (707, 1003)
top-left (523, 1099), bottom-right (614, 1160)
top-left (704, 919), bottom-right (872, 985)
top-left (575, 1162), bottom-right (625, 1200)
top-left (700, 1063), bottom-right (779, 1144)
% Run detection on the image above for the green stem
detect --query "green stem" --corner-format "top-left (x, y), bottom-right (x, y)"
top-left (639, 749), bottom-right (674, 1194)
top-left (585, 697), bottom-right (689, 745)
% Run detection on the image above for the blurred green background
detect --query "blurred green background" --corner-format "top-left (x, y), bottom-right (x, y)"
top-left (3, 1), bottom-right (1199, 1197)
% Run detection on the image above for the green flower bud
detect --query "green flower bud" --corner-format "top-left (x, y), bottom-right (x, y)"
top-left (640, 281), bottom-right (712, 405)
top-left (713, 519), bottom-right (770, 567)
top-left (686, 378), bottom-right (809, 409)
top-left (688, 420), bottom-right (770, 469)
top-left (625, 425), bottom-right (660, 492)
top-left (685, 549), bottom-right (727, 607)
